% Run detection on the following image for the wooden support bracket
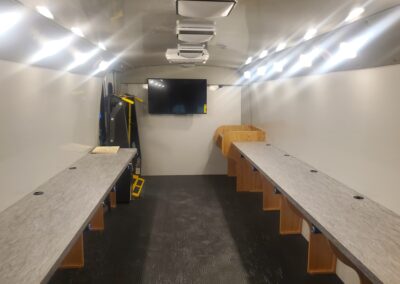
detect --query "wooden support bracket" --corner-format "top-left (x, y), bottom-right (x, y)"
top-left (227, 158), bottom-right (237, 177)
top-left (262, 177), bottom-right (281, 211)
top-left (236, 156), bottom-right (255, 192)
top-left (307, 225), bottom-right (337, 274)
top-left (280, 197), bottom-right (303, 235)
top-left (252, 169), bottom-right (263, 193)
top-left (89, 204), bottom-right (104, 231)
top-left (60, 234), bottom-right (84, 269)
top-left (109, 190), bottom-right (117, 209)
top-left (329, 242), bottom-right (373, 284)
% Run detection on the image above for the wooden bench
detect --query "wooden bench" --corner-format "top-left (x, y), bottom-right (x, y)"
top-left (0, 148), bottom-right (136, 283)
top-left (213, 125), bottom-right (265, 176)
top-left (231, 142), bottom-right (400, 284)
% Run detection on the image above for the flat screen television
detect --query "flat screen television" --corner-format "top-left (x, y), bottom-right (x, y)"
top-left (147, 79), bottom-right (207, 114)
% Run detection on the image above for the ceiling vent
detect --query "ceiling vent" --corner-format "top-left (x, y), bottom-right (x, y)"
top-left (176, 20), bottom-right (216, 43)
top-left (178, 43), bottom-right (206, 58)
top-left (166, 48), bottom-right (209, 64)
top-left (176, 0), bottom-right (237, 18)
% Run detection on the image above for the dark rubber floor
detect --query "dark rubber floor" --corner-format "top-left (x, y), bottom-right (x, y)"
top-left (50, 175), bottom-right (342, 284)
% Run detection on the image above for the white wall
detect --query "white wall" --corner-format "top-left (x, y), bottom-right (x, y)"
top-left (0, 59), bottom-right (102, 213)
top-left (246, 64), bottom-right (400, 283)
top-left (119, 65), bottom-right (242, 176)
top-left (121, 84), bottom-right (242, 175)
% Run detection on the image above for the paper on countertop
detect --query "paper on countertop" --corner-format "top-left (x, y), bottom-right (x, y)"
top-left (91, 146), bottom-right (120, 154)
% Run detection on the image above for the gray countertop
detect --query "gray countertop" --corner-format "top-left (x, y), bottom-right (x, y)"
top-left (234, 142), bottom-right (400, 284)
top-left (0, 148), bottom-right (136, 284)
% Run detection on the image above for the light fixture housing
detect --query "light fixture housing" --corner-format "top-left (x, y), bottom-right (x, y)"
top-left (166, 48), bottom-right (209, 64)
top-left (178, 43), bottom-right (206, 58)
top-left (176, 0), bottom-right (237, 18)
top-left (176, 20), bottom-right (216, 43)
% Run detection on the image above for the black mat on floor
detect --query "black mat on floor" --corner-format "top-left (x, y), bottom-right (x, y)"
top-left (49, 175), bottom-right (342, 284)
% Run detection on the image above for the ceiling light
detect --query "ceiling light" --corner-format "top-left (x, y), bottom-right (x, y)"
top-left (67, 49), bottom-right (99, 70)
top-left (142, 84), bottom-right (148, 90)
top-left (276, 42), bottom-right (287, 52)
top-left (98, 42), bottom-right (106, 50)
top-left (259, 50), bottom-right (269, 59)
top-left (257, 66), bottom-right (267, 76)
top-left (244, 71), bottom-right (252, 79)
top-left (0, 12), bottom-right (22, 35)
top-left (176, 20), bottom-right (216, 43)
top-left (274, 60), bottom-right (286, 73)
top-left (36, 6), bottom-right (54, 19)
top-left (71, 27), bottom-right (84, 37)
top-left (245, 57), bottom-right (252, 65)
top-left (98, 60), bottom-right (112, 71)
top-left (298, 48), bottom-right (322, 68)
top-left (299, 54), bottom-right (313, 68)
top-left (178, 43), bottom-right (205, 58)
top-left (31, 37), bottom-right (72, 62)
top-left (303, 28), bottom-right (317, 41)
top-left (176, 0), bottom-right (237, 18)
top-left (208, 85), bottom-right (220, 91)
top-left (345, 7), bottom-right (365, 23)
top-left (166, 48), bottom-right (209, 64)
top-left (337, 42), bottom-right (358, 59)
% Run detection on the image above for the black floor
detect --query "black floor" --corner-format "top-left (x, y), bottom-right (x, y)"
top-left (50, 175), bottom-right (343, 284)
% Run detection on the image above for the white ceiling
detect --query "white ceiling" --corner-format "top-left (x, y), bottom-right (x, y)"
top-left (17, 0), bottom-right (400, 69)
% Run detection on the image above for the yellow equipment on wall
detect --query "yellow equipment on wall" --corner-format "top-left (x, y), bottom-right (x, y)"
top-left (119, 93), bottom-right (146, 199)
top-left (131, 174), bottom-right (145, 198)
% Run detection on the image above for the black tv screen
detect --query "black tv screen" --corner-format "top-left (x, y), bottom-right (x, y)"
top-left (147, 79), bottom-right (207, 114)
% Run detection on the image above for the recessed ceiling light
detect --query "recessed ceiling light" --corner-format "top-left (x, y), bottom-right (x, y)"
top-left (176, 0), bottom-right (237, 18)
top-left (257, 66), bottom-right (267, 76)
top-left (274, 60), bottom-right (286, 73)
top-left (244, 71), bottom-right (252, 79)
top-left (67, 49), bottom-right (99, 71)
top-left (71, 27), bottom-right (84, 37)
top-left (245, 57), bottom-right (252, 65)
top-left (338, 42), bottom-right (358, 59)
top-left (259, 50), bottom-right (269, 59)
top-left (298, 48), bottom-right (322, 68)
top-left (276, 42), bottom-right (287, 52)
top-left (303, 28), bottom-right (317, 41)
top-left (98, 42), bottom-right (106, 50)
top-left (98, 60), bottom-right (112, 71)
top-left (36, 6), bottom-right (54, 19)
top-left (0, 12), bottom-right (22, 34)
top-left (345, 7), bottom-right (365, 23)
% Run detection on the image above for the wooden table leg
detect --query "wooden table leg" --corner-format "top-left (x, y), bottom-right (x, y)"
top-left (280, 196), bottom-right (302, 235)
top-left (109, 190), bottom-right (117, 209)
top-left (89, 204), bottom-right (104, 231)
top-left (262, 177), bottom-right (281, 211)
top-left (60, 234), bottom-right (84, 269)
